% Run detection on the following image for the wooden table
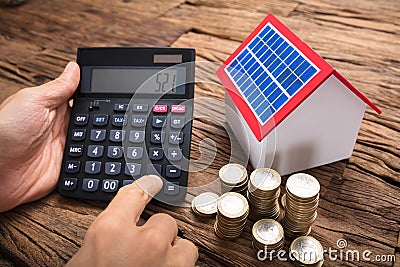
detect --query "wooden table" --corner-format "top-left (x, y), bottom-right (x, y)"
top-left (0, 0), bottom-right (399, 266)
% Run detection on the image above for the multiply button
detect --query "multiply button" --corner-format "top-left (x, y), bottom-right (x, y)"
top-left (132, 104), bottom-right (149, 112)
top-left (73, 114), bottom-right (89, 126)
top-left (149, 148), bottom-right (164, 161)
top-left (171, 105), bottom-right (186, 114)
top-left (65, 161), bottom-right (81, 174)
top-left (153, 105), bottom-right (168, 113)
top-left (93, 114), bottom-right (109, 126)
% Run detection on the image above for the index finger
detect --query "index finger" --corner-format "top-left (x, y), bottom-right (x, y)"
top-left (104, 175), bottom-right (163, 223)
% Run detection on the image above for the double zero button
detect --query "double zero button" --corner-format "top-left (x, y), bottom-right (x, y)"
top-left (82, 178), bottom-right (119, 193)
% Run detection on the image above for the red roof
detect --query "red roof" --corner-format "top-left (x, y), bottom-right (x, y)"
top-left (216, 14), bottom-right (381, 141)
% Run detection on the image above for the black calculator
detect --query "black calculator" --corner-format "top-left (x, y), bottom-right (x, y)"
top-left (58, 47), bottom-right (195, 203)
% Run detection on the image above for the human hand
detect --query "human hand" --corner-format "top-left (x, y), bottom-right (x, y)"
top-left (0, 62), bottom-right (80, 212)
top-left (67, 175), bottom-right (198, 267)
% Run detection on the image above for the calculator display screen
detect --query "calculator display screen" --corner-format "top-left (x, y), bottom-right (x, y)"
top-left (85, 67), bottom-right (186, 94)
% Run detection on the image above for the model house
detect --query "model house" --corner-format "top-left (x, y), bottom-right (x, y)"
top-left (216, 14), bottom-right (381, 175)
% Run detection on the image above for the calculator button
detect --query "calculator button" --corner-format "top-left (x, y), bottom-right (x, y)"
top-left (149, 148), bottom-right (164, 161)
top-left (167, 148), bottom-right (182, 161)
top-left (105, 162), bottom-right (122, 176)
top-left (112, 114), bottom-right (127, 127)
top-left (73, 114), bottom-right (89, 126)
top-left (152, 116), bottom-right (166, 128)
top-left (90, 129), bottom-right (106, 142)
top-left (127, 147), bottom-right (144, 160)
top-left (68, 144), bottom-right (84, 157)
top-left (125, 163), bottom-right (142, 176)
top-left (168, 132), bottom-right (184, 145)
top-left (132, 116), bottom-right (147, 127)
top-left (171, 105), bottom-right (186, 114)
top-left (166, 165), bottom-right (181, 178)
top-left (132, 104), bottom-right (149, 112)
top-left (72, 129), bottom-right (86, 141)
top-left (122, 180), bottom-right (134, 186)
top-left (114, 104), bottom-right (129, 112)
top-left (107, 146), bottom-right (123, 159)
top-left (82, 178), bottom-right (99, 192)
top-left (65, 161), bottom-right (81, 174)
top-left (171, 117), bottom-right (185, 129)
top-left (102, 179), bottom-right (119, 193)
top-left (93, 114), bottom-right (109, 126)
top-left (153, 105), bottom-right (168, 113)
top-left (147, 164), bottom-right (162, 176)
top-left (150, 131), bottom-right (165, 144)
top-left (85, 161), bottom-right (102, 174)
top-left (163, 182), bottom-right (180, 196)
top-left (110, 130), bottom-right (125, 142)
top-left (62, 178), bottom-right (78, 191)
top-left (88, 145), bottom-right (104, 158)
top-left (129, 131), bottom-right (145, 143)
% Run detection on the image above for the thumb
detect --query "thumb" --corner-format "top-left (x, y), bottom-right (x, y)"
top-left (105, 175), bottom-right (163, 223)
top-left (36, 61), bottom-right (80, 108)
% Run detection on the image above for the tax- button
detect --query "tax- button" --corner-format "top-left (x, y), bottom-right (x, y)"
top-left (68, 144), bottom-right (83, 157)
top-left (73, 114), bottom-right (89, 126)
top-left (93, 114), bottom-right (109, 126)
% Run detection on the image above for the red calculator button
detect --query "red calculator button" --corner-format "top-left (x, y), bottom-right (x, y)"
top-left (171, 105), bottom-right (186, 113)
top-left (153, 105), bottom-right (168, 113)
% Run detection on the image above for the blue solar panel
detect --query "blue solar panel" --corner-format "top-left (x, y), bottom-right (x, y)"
top-left (225, 23), bottom-right (320, 125)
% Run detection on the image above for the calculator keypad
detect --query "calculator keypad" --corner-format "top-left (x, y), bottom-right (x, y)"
top-left (60, 99), bottom-right (191, 202)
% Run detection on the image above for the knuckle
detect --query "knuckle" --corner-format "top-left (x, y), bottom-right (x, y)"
top-left (152, 213), bottom-right (177, 227)
top-left (90, 211), bottom-right (121, 234)
top-left (141, 228), bottom-right (169, 252)
top-left (118, 183), bottom-right (150, 202)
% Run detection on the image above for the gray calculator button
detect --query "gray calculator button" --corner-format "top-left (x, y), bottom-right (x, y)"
top-left (132, 115), bottom-right (147, 127)
top-left (132, 104), bottom-right (149, 112)
top-left (107, 146), bottom-right (123, 159)
top-left (126, 147), bottom-right (144, 160)
top-left (93, 114), bottom-right (109, 126)
top-left (105, 162), bottom-right (122, 176)
top-left (85, 161), bottom-right (102, 174)
top-left (73, 114), bottom-right (89, 126)
top-left (68, 144), bottom-right (83, 157)
top-left (125, 163), bottom-right (141, 176)
top-left (171, 117), bottom-right (185, 129)
top-left (102, 179), bottom-right (119, 193)
top-left (72, 129), bottom-right (86, 141)
top-left (150, 131), bottom-right (165, 144)
top-left (147, 164), bottom-right (162, 176)
top-left (167, 148), bottom-right (182, 161)
top-left (90, 129), bottom-right (106, 142)
top-left (112, 114), bottom-right (128, 127)
top-left (129, 131), bottom-right (145, 143)
top-left (166, 165), bottom-right (181, 178)
top-left (82, 178), bottom-right (99, 192)
top-left (122, 180), bottom-right (134, 186)
top-left (168, 132), bottom-right (184, 145)
top-left (65, 161), bottom-right (80, 174)
top-left (87, 145), bottom-right (104, 158)
top-left (110, 130), bottom-right (125, 142)
top-left (163, 182), bottom-right (180, 196)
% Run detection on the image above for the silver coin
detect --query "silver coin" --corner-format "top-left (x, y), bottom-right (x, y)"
top-left (286, 173), bottom-right (320, 199)
top-left (219, 163), bottom-right (247, 185)
top-left (192, 192), bottom-right (219, 216)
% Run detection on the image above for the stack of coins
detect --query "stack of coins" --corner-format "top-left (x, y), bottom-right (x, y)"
top-left (247, 168), bottom-right (281, 221)
top-left (289, 236), bottom-right (324, 267)
top-left (214, 192), bottom-right (249, 240)
top-left (282, 173), bottom-right (320, 240)
top-left (191, 192), bottom-right (219, 217)
top-left (219, 163), bottom-right (249, 194)
top-left (252, 219), bottom-right (285, 260)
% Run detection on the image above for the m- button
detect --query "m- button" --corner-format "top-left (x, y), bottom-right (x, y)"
top-left (73, 114), bottom-right (89, 126)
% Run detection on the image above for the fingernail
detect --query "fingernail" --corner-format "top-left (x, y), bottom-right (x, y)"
top-left (136, 175), bottom-right (163, 197)
top-left (63, 61), bottom-right (76, 78)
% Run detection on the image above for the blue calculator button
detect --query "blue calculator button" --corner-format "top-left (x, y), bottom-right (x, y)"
top-left (168, 132), bottom-right (184, 145)
top-left (93, 114), bottom-right (109, 126)
top-left (90, 129), bottom-right (106, 142)
top-left (166, 165), bottom-right (181, 178)
top-left (132, 115), bottom-right (147, 127)
top-left (112, 114), bottom-right (127, 127)
top-left (149, 148), bottom-right (164, 161)
top-left (132, 104), bottom-right (149, 112)
top-left (82, 178), bottom-right (99, 192)
top-left (150, 131), bottom-right (165, 144)
top-left (102, 179), bottom-right (119, 193)
top-left (107, 146), bottom-right (123, 159)
top-left (147, 164), bottom-right (162, 176)
top-left (109, 130), bottom-right (125, 142)
top-left (85, 161), bottom-right (102, 174)
top-left (163, 182), bottom-right (180, 196)
top-left (105, 162), bottom-right (122, 176)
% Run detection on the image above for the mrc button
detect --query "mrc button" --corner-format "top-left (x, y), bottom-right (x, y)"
top-left (73, 114), bottom-right (89, 126)
top-left (68, 144), bottom-right (83, 157)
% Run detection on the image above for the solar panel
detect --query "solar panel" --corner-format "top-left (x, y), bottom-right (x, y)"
top-left (225, 23), bottom-right (320, 125)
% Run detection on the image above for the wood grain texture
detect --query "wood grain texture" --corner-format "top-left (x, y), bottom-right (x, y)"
top-left (0, 0), bottom-right (399, 266)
